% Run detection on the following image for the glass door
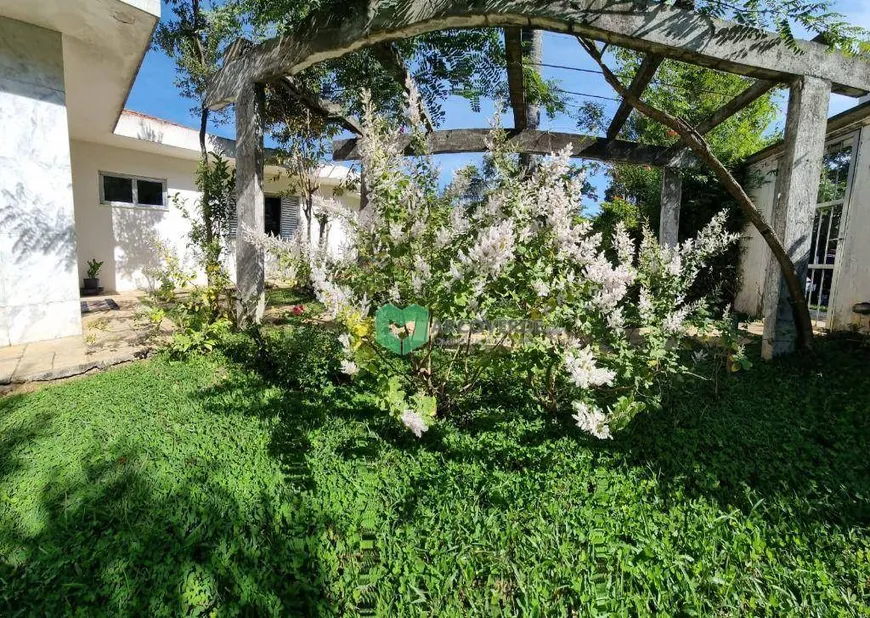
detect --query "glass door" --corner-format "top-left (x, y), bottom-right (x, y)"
top-left (806, 134), bottom-right (859, 329)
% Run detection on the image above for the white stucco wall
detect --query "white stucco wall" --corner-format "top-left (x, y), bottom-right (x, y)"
top-left (71, 138), bottom-right (359, 293)
top-left (736, 125), bottom-right (870, 332)
top-left (0, 17), bottom-right (82, 346)
top-left (735, 157), bottom-right (779, 316)
top-left (830, 125), bottom-right (870, 331)
top-left (71, 139), bottom-right (202, 292)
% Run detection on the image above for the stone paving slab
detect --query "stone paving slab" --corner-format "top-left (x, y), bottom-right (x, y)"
top-left (1, 293), bottom-right (170, 387)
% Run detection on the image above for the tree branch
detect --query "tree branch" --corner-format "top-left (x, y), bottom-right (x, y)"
top-left (578, 37), bottom-right (813, 353)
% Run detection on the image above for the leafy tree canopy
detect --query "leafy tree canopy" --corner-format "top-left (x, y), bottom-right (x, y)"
top-left (156, 0), bottom-right (868, 134)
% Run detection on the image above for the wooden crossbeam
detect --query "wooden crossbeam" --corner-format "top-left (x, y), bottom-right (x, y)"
top-left (653, 78), bottom-right (777, 162)
top-left (273, 76), bottom-right (363, 135)
top-left (332, 128), bottom-right (693, 167)
top-left (607, 54), bottom-right (663, 140)
top-left (370, 43), bottom-right (434, 131)
top-left (695, 79), bottom-right (777, 135)
top-left (206, 0), bottom-right (870, 109)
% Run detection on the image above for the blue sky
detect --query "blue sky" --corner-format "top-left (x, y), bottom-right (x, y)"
top-left (127, 0), bottom-right (870, 211)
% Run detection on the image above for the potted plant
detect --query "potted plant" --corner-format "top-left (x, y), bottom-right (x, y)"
top-left (84, 259), bottom-right (104, 291)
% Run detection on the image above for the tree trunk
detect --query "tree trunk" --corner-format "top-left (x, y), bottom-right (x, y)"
top-left (519, 28), bottom-right (542, 169)
top-left (522, 28), bottom-right (542, 129)
top-left (306, 195), bottom-right (314, 244)
top-left (580, 39), bottom-right (814, 353)
top-left (317, 214), bottom-right (329, 250)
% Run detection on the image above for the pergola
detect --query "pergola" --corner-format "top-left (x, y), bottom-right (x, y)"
top-left (204, 0), bottom-right (870, 358)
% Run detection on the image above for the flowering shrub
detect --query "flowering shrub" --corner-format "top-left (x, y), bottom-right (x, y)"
top-left (248, 95), bottom-right (738, 439)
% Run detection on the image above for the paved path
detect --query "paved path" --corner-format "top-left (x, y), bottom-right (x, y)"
top-left (1, 293), bottom-right (171, 386)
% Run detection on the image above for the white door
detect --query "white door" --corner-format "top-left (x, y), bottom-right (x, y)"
top-left (806, 133), bottom-right (859, 329)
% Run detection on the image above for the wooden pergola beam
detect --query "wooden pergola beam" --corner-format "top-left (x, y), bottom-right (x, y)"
top-left (606, 54), bottom-right (663, 140)
top-left (273, 76), bottom-right (363, 135)
top-left (503, 28), bottom-right (529, 131)
top-left (762, 76), bottom-right (831, 358)
top-left (656, 78), bottom-right (777, 162)
top-left (206, 0), bottom-right (870, 109)
top-left (695, 79), bottom-right (777, 135)
top-left (370, 43), bottom-right (434, 132)
top-left (332, 128), bottom-right (693, 167)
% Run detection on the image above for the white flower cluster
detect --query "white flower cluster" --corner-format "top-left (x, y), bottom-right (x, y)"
top-left (564, 344), bottom-right (616, 389)
top-left (572, 401), bottom-right (612, 440)
top-left (242, 223), bottom-right (313, 285)
top-left (612, 222), bottom-right (635, 265)
top-left (340, 359), bottom-right (359, 376)
top-left (584, 255), bottom-right (635, 311)
top-left (662, 303), bottom-right (692, 335)
top-left (459, 219), bottom-right (516, 278)
top-left (401, 410), bottom-right (429, 438)
top-left (337, 333), bottom-right (359, 376)
top-left (691, 210), bottom-right (740, 258)
top-left (310, 265), bottom-right (366, 320)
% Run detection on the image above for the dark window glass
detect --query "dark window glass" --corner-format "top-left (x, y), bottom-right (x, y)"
top-left (818, 142), bottom-right (852, 204)
top-left (103, 175), bottom-right (133, 203)
top-left (264, 197), bottom-right (282, 236)
top-left (137, 180), bottom-right (164, 206)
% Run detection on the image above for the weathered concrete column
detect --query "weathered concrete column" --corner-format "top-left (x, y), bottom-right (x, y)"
top-left (659, 167), bottom-right (682, 247)
top-left (235, 80), bottom-right (266, 326)
top-left (761, 76), bottom-right (831, 359)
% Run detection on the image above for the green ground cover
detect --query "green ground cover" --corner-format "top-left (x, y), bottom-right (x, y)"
top-left (1, 332), bottom-right (868, 616)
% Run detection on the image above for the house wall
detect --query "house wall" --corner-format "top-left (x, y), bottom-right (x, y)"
top-left (736, 125), bottom-right (870, 333)
top-left (0, 17), bottom-right (81, 346)
top-left (71, 139), bottom-right (202, 292)
top-left (259, 170), bottom-right (360, 260)
top-left (735, 157), bottom-right (779, 316)
top-left (831, 125), bottom-right (870, 331)
top-left (71, 138), bottom-right (358, 293)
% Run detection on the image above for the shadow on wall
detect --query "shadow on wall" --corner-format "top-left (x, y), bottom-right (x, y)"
top-left (111, 207), bottom-right (171, 292)
top-left (0, 184), bottom-right (77, 276)
top-left (136, 120), bottom-right (164, 144)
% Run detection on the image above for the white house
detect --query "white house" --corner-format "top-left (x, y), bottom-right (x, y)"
top-left (736, 100), bottom-right (870, 333)
top-left (0, 0), bottom-right (357, 348)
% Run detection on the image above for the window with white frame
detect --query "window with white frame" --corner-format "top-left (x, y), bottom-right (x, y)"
top-left (100, 172), bottom-right (167, 208)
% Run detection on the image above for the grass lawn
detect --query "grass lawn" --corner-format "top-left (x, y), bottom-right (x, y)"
top-left (1, 333), bottom-right (869, 616)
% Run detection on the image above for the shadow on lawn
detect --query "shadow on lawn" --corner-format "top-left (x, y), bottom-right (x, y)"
top-left (608, 335), bottom-right (870, 529)
top-left (336, 333), bottom-right (870, 534)
top-left (4, 330), bottom-right (866, 613)
top-left (0, 374), bottom-right (332, 615)
top-left (224, 327), bottom-right (870, 537)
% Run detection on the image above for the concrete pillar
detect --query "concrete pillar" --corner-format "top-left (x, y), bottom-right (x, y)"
top-left (761, 76), bottom-right (831, 359)
top-left (0, 17), bottom-right (81, 346)
top-left (659, 167), bottom-right (682, 247)
top-left (235, 81), bottom-right (266, 327)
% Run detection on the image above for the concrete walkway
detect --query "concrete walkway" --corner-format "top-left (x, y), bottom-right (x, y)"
top-left (0, 293), bottom-right (172, 386)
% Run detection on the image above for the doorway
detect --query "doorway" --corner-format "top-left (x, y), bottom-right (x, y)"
top-left (806, 133), bottom-right (859, 329)
top-left (264, 196), bottom-right (282, 237)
